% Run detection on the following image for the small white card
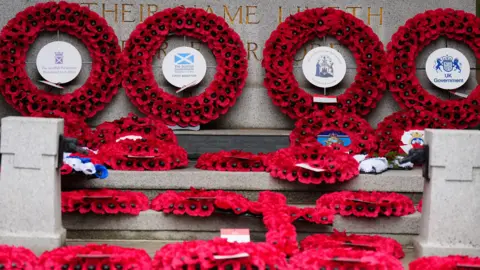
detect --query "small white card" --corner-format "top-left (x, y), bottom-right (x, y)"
top-left (213, 253), bottom-right (249, 260)
top-left (295, 163), bottom-right (325, 172)
top-left (39, 80), bottom-right (64, 89)
top-left (313, 95), bottom-right (338, 103)
top-left (176, 80), bottom-right (198, 93)
top-left (451, 91), bottom-right (468, 98)
top-left (220, 229), bottom-right (250, 243)
top-left (169, 125), bottom-right (201, 131)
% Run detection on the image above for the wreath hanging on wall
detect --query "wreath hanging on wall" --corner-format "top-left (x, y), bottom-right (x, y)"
top-left (122, 6), bottom-right (248, 127)
top-left (262, 8), bottom-right (386, 120)
top-left (0, 1), bottom-right (121, 118)
top-left (387, 8), bottom-right (480, 127)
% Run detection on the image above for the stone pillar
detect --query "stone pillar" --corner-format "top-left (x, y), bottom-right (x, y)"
top-left (414, 129), bottom-right (480, 257)
top-left (0, 117), bottom-right (66, 255)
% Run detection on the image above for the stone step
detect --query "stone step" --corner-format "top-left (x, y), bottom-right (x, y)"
top-left (174, 129), bottom-right (290, 159)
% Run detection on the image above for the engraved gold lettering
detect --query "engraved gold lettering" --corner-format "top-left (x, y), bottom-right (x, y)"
top-left (346, 6), bottom-right (362, 17)
top-left (140, 4), bottom-right (144, 22)
top-left (368, 7), bottom-right (383, 25)
top-left (224, 6), bottom-right (243, 24)
top-left (246, 6), bottom-right (260, 24)
top-left (205, 5), bottom-right (214, 14)
top-left (102, 4), bottom-right (118, 23)
top-left (81, 3), bottom-right (98, 10)
top-left (247, 42), bottom-right (260, 61)
top-left (278, 7), bottom-right (283, 25)
top-left (148, 4), bottom-right (158, 17)
top-left (121, 4), bottom-right (134, 23)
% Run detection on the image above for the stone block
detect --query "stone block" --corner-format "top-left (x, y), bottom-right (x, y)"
top-left (414, 129), bottom-right (480, 257)
top-left (0, 116), bottom-right (66, 255)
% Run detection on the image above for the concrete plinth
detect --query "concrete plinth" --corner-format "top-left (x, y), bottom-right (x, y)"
top-left (413, 129), bottom-right (480, 257)
top-left (0, 117), bottom-right (66, 255)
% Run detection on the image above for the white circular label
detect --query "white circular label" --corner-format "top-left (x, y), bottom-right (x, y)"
top-left (302, 46), bottom-right (347, 88)
top-left (426, 48), bottom-right (470, 90)
top-left (162, 47), bottom-right (207, 88)
top-left (400, 130), bottom-right (425, 154)
top-left (36, 41), bottom-right (82, 84)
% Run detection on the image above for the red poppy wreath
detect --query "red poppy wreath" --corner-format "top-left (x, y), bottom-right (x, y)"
top-left (196, 150), bottom-right (267, 172)
top-left (387, 8), bottom-right (480, 127)
top-left (375, 107), bottom-right (454, 157)
top-left (316, 191), bottom-right (415, 218)
top-left (263, 8), bottom-right (386, 119)
top-left (122, 6), bottom-right (248, 127)
top-left (0, 1), bottom-right (121, 118)
top-left (410, 255), bottom-right (480, 270)
top-left (290, 108), bottom-right (377, 155)
top-left (0, 245), bottom-right (38, 269)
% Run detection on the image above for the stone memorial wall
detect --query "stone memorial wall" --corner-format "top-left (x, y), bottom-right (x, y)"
top-left (0, 0), bottom-right (476, 129)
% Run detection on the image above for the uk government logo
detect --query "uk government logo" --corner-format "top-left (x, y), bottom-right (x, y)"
top-left (163, 47), bottom-right (207, 88)
top-left (302, 46), bottom-right (346, 88)
top-left (426, 48), bottom-right (470, 90)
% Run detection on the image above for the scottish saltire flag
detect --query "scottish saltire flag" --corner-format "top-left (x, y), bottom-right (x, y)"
top-left (175, 53), bottom-right (194, 65)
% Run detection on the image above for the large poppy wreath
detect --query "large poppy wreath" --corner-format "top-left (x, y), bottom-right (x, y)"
top-left (289, 107), bottom-right (377, 155)
top-left (387, 8), bottom-right (480, 127)
top-left (0, 1), bottom-right (121, 118)
top-left (123, 6), bottom-right (248, 127)
top-left (263, 8), bottom-right (386, 120)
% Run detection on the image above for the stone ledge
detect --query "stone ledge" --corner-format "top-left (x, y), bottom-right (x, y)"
top-left (62, 210), bottom-right (420, 235)
top-left (174, 129), bottom-right (291, 136)
top-left (63, 168), bottom-right (424, 193)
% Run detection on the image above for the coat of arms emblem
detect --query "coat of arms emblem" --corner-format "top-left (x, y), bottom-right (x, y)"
top-left (434, 55), bottom-right (461, 73)
top-left (55, 51), bottom-right (64, 65)
top-left (315, 55), bottom-right (334, 78)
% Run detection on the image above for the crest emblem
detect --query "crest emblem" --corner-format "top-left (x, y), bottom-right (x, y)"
top-left (315, 55), bottom-right (334, 78)
top-left (434, 55), bottom-right (461, 73)
top-left (409, 131), bottom-right (425, 146)
top-left (54, 51), bottom-right (63, 65)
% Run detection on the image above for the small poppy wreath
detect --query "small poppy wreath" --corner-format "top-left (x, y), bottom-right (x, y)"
top-left (150, 188), bottom-right (254, 217)
top-left (290, 108), bottom-right (378, 154)
top-left (289, 248), bottom-right (404, 270)
top-left (123, 6), bottom-right (248, 127)
top-left (300, 230), bottom-right (405, 259)
top-left (410, 256), bottom-right (480, 270)
top-left (97, 138), bottom-right (188, 171)
top-left (0, 245), bottom-right (38, 269)
top-left (85, 113), bottom-right (177, 149)
top-left (375, 108), bottom-right (454, 157)
top-left (195, 150), bottom-right (267, 172)
top-left (0, 1), bottom-right (121, 118)
top-left (265, 145), bottom-right (359, 185)
top-left (38, 244), bottom-right (152, 270)
top-left (61, 189), bottom-right (149, 215)
top-left (153, 238), bottom-right (289, 270)
top-left (316, 191), bottom-right (415, 218)
top-left (262, 8), bottom-right (386, 120)
top-left (387, 8), bottom-right (480, 127)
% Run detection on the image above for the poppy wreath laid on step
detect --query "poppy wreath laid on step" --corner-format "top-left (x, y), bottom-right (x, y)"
top-left (316, 191), bottom-right (416, 218)
top-left (265, 145), bottom-right (359, 184)
top-left (153, 238), bottom-right (288, 270)
top-left (86, 113), bottom-right (177, 149)
top-left (0, 1), bottom-right (121, 118)
top-left (387, 9), bottom-right (480, 128)
top-left (300, 230), bottom-right (405, 259)
top-left (123, 6), bottom-right (248, 127)
top-left (289, 108), bottom-right (377, 155)
top-left (62, 189), bottom-right (149, 215)
top-left (31, 110), bottom-right (92, 144)
top-left (195, 150), bottom-right (267, 172)
top-left (0, 245), bottom-right (38, 270)
top-left (262, 8), bottom-right (386, 120)
top-left (38, 245), bottom-right (152, 270)
top-left (289, 248), bottom-right (404, 270)
top-left (375, 108), bottom-right (454, 157)
top-left (150, 188), bottom-right (256, 217)
top-left (410, 255), bottom-right (480, 269)
top-left (97, 138), bottom-right (188, 171)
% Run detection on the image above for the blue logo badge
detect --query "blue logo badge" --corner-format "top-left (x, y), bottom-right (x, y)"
top-left (175, 53), bottom-right (194, 65)
top-left (317, 130), bottom-right (351, 146)
top-left (315, 55), bottom-right (334, 78)
top-left (434, 55), bottom-right (461, 73)
top-left (55, 51), bottom-right (63, 65)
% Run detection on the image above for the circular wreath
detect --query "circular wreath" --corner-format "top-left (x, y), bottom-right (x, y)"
top-left (375, 108), bottom-right (455, 156)
top-left (300, 231), bottom-right (405, 259)
top-left (0, 246), bottom-right (38, 270)
top-left (410, 256), bottom-right (480, 269)
top-left (316, 191), bottom-right (415, 218)
top-left (195, 150), bottom-right (267, 172)
top-left (123, 6), bottom-right (248, 127)
top-left (387, 8), bottom-right (480, 127)
top-left (290, 108), bottom-right (377, 154)
top-left (62, 189), bottom-right (149, 215)
top-left (98, 138), bottom-right (188, 171)
top-left (266, 145), bottom-right (359, 184)
top-left (0, 1), bottom-right (121, 118)
top-left (289, 249), bottom-right (403, 269)
top-left (86, 113), bottom-right (177, 149)
top-left (263, 8), bottom-right (386, 120)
